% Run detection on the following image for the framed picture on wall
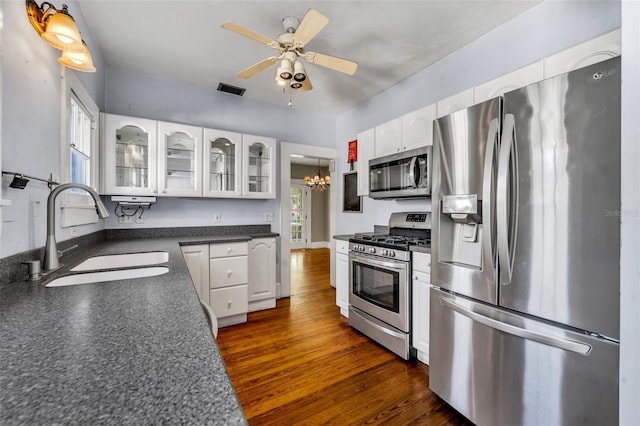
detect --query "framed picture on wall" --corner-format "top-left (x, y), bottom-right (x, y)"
top-left (343, 171), bottom-right (362, 213)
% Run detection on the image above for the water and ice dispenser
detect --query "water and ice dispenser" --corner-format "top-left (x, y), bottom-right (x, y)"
top-left (437, 194), bottom-right (483, 269)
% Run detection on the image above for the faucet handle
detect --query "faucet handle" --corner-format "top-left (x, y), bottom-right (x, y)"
top-left (22, 260), bottom-right (42, 281)
top-left (57, 244), bottom-right (79, 258)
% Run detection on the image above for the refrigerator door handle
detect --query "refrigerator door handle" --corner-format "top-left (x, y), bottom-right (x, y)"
top-left (482, 118), bottom-right (499, 285)
top-left (496, 114), bottom-right (519, 285)
top-left (439, 295), bottom-right (591, 355)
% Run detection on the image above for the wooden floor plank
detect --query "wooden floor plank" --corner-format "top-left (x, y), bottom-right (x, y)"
top-left (217, 248), bottom-right (471, 425)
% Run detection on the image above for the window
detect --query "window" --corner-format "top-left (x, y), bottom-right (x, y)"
top-left (69, 95), bottom-right (92, 191)
top-left (61, 69), bottom-right (100, 227)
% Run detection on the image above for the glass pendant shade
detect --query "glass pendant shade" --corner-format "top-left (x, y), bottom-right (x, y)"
top-left (41, 9), bottom-right (83, 52)
top-left (58, 41), bottom-right (96, 72)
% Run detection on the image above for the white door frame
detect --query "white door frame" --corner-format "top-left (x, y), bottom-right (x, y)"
top-left (290, 180), bottom-right (311, 250)
top-left (280, 142), bottom-right (336, 298)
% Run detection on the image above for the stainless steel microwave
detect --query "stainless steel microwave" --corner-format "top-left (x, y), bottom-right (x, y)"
top-left (369, 146), bottom-right (432, 199)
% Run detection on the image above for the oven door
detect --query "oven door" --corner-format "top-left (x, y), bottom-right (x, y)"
top-left (349, 251), bottom-right (409, 332)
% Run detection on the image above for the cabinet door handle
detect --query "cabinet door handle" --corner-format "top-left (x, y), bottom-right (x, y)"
top-left (227, 270), bottom-right (232, 277)
top-left (227, 248), bottom-right (232, 253)
top-left (227, 300), bottom-right (232, 308)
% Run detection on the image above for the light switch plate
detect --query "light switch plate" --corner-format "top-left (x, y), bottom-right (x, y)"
top-left (265, 212), bottom-right (273, 222)
top-left (213, 213), bottom-right (221, 223)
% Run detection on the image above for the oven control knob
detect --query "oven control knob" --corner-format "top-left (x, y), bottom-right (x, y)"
top-left (382, 249), bottom-right (388, 256)
top-left (358, 245), bottom-right (364, 252)
top-left (388, 251), bottom-right (395, 258)
top-left (369, 247), bottom-right (376, 254)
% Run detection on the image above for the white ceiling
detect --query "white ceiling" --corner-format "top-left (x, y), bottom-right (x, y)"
top-left (77, 1), bottom-right (540, 114)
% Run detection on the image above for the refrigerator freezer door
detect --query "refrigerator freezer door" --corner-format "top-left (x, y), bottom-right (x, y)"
top-left (500, 56), bottom-right (621, 339)
top-left (432, 97), bottom-right (501, 304)
top-left (430, 287), bottom-right (619, 426)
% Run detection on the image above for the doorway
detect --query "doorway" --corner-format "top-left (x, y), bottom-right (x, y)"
top-left (279, 142), bottom-right (337, 299)
top-left (290, 181), bottom-right (311, 249)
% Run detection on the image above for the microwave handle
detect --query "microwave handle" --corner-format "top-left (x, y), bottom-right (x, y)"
top-left (408, 156), bottom-right (418, 188)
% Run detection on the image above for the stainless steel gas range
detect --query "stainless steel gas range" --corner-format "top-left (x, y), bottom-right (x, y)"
top-left (348, 212), bottom-right (431, 360)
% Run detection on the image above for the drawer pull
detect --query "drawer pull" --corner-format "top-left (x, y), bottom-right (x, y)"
top-left (228, 300), bottom-right (232, 308)
top-left (227, 270), bottom-right (232, 277)
top-left (227, 248), bottom-right (232, 253)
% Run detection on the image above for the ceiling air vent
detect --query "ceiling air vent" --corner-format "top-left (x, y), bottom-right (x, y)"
top-left (217, 83), bottom-right (246, 96)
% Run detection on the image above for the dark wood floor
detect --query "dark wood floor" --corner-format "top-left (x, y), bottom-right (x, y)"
top-left (216, 248), bottom-right (471, 425)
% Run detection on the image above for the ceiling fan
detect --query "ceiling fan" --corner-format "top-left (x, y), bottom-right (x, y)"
top-left (221, 9), bottom-right (358, 93)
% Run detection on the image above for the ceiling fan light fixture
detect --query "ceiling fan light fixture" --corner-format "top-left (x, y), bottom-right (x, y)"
top-left (278, 59), bottom-right (293, 80)
top-left (293, 61), bottom-right (306, 82)
top-left (290, 81), bottom-right (303, 89)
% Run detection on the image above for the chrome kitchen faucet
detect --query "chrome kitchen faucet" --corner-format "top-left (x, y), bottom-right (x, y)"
top-left (43, 183), bottom-right (109, 271)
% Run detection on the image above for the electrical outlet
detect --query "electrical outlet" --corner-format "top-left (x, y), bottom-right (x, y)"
top-left (135, 217), bottom-right (144, 224)
top-left (213, 213), bottom-right (221, 223)
top-left (265, 212), bottom-right (273, 222)
top-left (70, 226), bottom-right (78, 237)
top-left (119, 216), bottom-right (133, 224)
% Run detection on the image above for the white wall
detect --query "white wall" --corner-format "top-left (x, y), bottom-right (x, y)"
top-left (334, 0), bottom-right (620, 235)
top-left (0, 0), bottom-right (105, 258)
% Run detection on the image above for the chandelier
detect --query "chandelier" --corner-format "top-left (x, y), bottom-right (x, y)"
top-left (304, 163), bottom-right (330, 192)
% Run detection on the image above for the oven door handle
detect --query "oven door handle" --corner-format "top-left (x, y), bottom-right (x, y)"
top-left (349, 252), bottom-right (407, 271)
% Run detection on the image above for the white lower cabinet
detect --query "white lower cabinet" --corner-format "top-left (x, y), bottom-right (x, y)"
top-left (209, 242), bottom-right (248, 327)
top-left (180, 244), bottom-right (210, 306)
top-left (248, 237), bottom-right (277, 312)
top-left (335, 239), bottom-right (350, 317)
top-left (181, 238), bottom-right (278, 329)
top-left (412, 251), bottom-right (431, 365)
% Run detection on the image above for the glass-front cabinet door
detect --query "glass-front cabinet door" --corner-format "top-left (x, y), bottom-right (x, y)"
top-left (157, 121), bottom-right (202, 197)
top-left (242, 134), bottom-right (276, 199)
top-left (203, 129), bottom-right (242, 198)
top-left (102, 114), bottom-right (157, 195)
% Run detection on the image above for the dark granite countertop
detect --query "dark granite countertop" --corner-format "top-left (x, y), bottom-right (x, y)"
top-left (332, 234), bottom-right (354, 241)
top-left (0, 232), bottom-right (278, 424)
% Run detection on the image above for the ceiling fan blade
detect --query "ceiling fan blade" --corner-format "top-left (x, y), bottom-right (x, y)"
top-left (305, 52), bottom-right (358, 76)
top-left (237, 57), bottom-right (279, 79)
top-left (299, 75), bottom-right (313, 92)
top-left (293, 9), bottom-right (329, 47)
top-left (221, 21), bottom-right (279, 48)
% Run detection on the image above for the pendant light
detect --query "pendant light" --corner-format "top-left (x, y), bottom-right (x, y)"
top-left (304, 160), bottom-right (330, 192)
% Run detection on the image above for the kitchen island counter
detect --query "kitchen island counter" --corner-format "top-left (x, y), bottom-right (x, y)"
top-left (0, 234), bottom-right (257, 425)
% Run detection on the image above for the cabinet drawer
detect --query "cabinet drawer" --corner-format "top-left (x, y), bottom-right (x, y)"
top-left (209, 285), bottom-right (248, 318)
top-left (412, 252), bottom-right (431, 273)
top-left (336, 240), bottom-right (349, 255)
top-left (210, 242), bottom-right (248, 258)
top-left (210, 256), bottom-right (248, 288)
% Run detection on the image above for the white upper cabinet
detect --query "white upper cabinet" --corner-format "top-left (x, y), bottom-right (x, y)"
top-left (157, 121), bottom-right (203, 197)
top-left (401, 104), bottom-right (436, 149)
top-left (102, 114), bottom-right (158, 196)
top-left (356, 127), bottom-right (374, 197)
top-left (544, 29), bottom-right (621, 79)
top-left (242, 134), bottom-right (276, 199)
top-left (203, 129), bottom-right (242, 198)
top-left (436, 88), bottom-right (474, 118)
top-left (374, 118), bottom-right (402, 158)
top-left (474, 60), bottom-right (544, 104)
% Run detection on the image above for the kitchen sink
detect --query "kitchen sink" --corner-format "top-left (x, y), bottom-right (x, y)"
top-left (71, 251), bottom-right (169, 272)
top-left (45, 266), bottom-right (169, 287)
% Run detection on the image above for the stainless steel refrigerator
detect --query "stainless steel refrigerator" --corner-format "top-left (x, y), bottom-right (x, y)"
top-left (430, 56), bottom-right (620, 426)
